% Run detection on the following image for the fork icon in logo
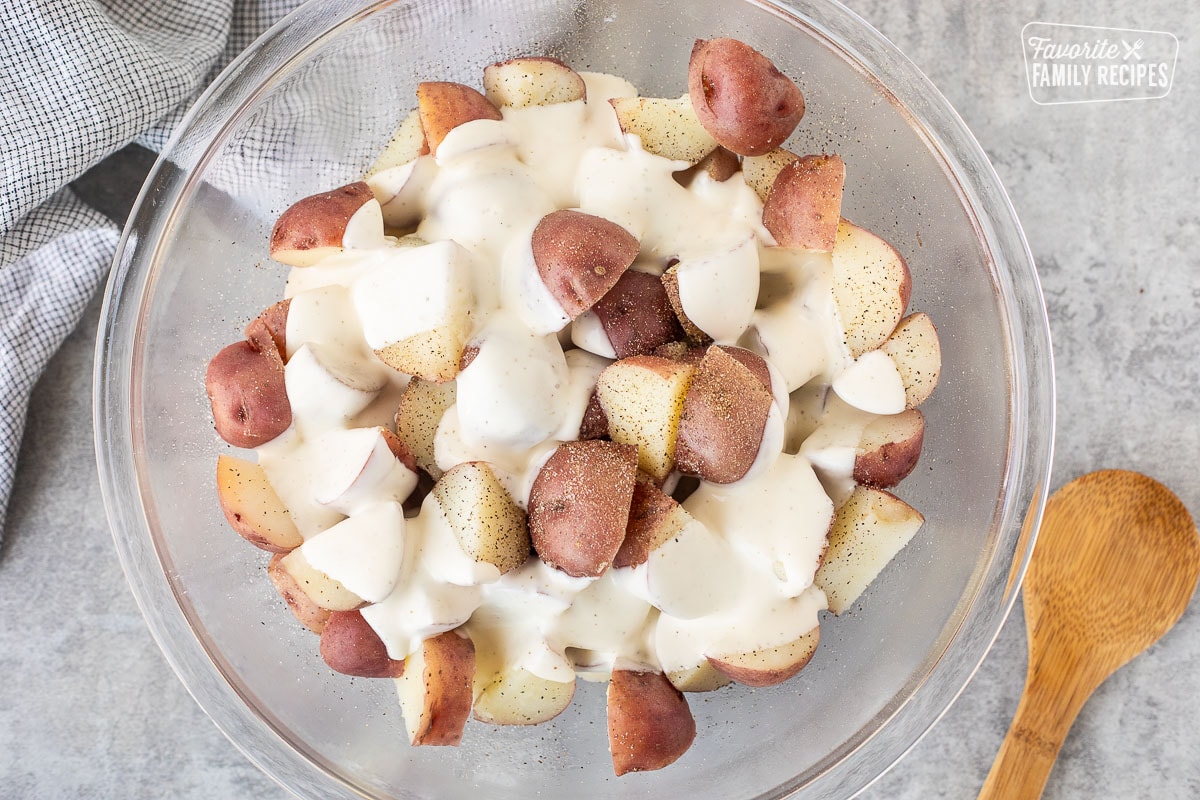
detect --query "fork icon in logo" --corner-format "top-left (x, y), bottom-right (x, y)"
top-left (1122, 38), bottom-right (1144, 60)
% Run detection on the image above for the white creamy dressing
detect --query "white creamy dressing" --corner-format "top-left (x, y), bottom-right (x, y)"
top-left (256, 72), bottom-right (900, 679)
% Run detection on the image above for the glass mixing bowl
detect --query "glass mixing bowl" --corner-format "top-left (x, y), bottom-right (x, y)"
top-left (94, 0), bottom-right (1054, 797)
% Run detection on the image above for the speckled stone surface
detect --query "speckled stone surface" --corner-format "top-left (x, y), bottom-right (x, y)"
top-left (1, 1), bottom-right (1198, 798)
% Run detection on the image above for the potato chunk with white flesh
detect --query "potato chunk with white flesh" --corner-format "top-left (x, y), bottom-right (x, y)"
top-left (743, 147), bottom-right (800, 201)
top-left (277, 548), bottom-right (366, 612)
top-left (832, 219), bottom-right (912, 358)
top-left (270, 182), bottom-right (385, 267)
top-left (397, 630), bottom-right (476, 745)
top-left (609, 94), bottom-right (720, 164)
top-left (473, 668), bottom-right (575, 725)
top-left (707, 626), bottom-right (819, 688)
top-left (216, 454), bottom-right (302, 553)
top-left (815, 486), bottom-right (925, 614)
top-left (351, 240), bottom-right (474, 382)
top-left (595, 355), bottom-right (696, 481)
top-left (433, 462), bottom-right (531, 576)
top-left (298, 502), bottom-right (407, 604)
top-left (666, 661), bottom-right (731, 693)
top-left (608, 668), bottom-right (696, 776)
top-left (267, 553), bottom-right (331, 634)
top-left (394, 378), bottom-right (457, 480)
top-left (854, 408), bottom-right (925, 489)
top-left (416, 81), bottom-right (502, 156)
top-left (367, 109), bottom-right (428, 176)
top-left (483, 57), bottom-right (586, 108)
top-left (881, 312), bottom-right (942, 408)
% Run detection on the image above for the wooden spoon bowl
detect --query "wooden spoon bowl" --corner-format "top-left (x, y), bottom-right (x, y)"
top-left (978, 469), bottom-right (1200, 799)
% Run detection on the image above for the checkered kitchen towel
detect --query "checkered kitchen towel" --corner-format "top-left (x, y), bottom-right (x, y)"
top-left (0, 0), bottom-right (303, 540)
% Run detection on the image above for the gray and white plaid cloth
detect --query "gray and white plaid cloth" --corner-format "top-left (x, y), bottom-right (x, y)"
top-left (0, 0), bottom-right (303, 540)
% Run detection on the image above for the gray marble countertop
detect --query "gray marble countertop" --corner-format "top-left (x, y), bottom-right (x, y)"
top-left (2, 1), bottom-right (1198, 798)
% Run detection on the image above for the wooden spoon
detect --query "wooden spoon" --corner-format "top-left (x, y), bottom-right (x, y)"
top-left (978, 469), bottom-right (1200, 799)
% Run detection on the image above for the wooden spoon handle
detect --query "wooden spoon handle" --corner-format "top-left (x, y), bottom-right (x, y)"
top-left (977, 650), bottom-right (1103, 800)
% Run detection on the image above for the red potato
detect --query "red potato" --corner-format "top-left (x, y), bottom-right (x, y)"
top-left (277, 547), bottom-right (366, 612)
top-left (415, 81), bottom-right (502, 155)
top-left (881, 312), bottom-right (942, 408)
top-left (660, 265), bottom-right (711, 344)
top-left (743, 147), bottom-right (800, 201)
top-left (853, 408), bottom-right (925, 489)
top-left (609, 94), bottom-right (719, 164)
top-left (528, 440), bottom-right (638, 578)
top-left (319, 610), bottom-right (405, 678)
top-left (688, 37), bottom-right (805, 156)
top-left (832, 219), bottom-right (913, 358)
top-left (531, 210), bottom-right (640, 319)
top-left (269, 181), bottom-right (379, 267)
top-left (673, 346), bottom-right (774, 484)
top-left (397, 630), bottom-right (477, 746)
top-left (433, 462), bottom-right (531, 575)
top-left (578, 389), bottom-right (609, 440)
top-left (666, 661), bottom-right (731, 693)
top-left (613, 475), bottom-right (690, 569)
top-left (607, 668), bottom-right (696, 776)
top-left (473, 669), bottom-right (576, 725)
top-left (693, 146), bottom-right (740, 182)
top-left (205, 334), bottom-right (291, 449)
top-left (393, 378), bottom-right (457, 480)
top-left (707, 626), bottom-right (820, 688)
top-left (366, 108), bottom-right (429, 177)
top-left (483, 56), bottom-right (586, 108)
top-left (594, 355), bottom-right (696, 481)
top-left (814, 486), bottom-right (925, 614)
top-left (591, 270), bottom-right (686, 359)
top-left (762, 154), bottom-right (846, 251)
top-left (215, 454), bottom-right (301, 553)
top-left (244, 299), bottom-right (290, 361)
top-left (267, 553), bottom-right (331, 634)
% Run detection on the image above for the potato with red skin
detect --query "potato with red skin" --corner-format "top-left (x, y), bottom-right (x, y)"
top-left (244, 299), bottom-right (290, 360)
top-left (205, 334), bottom-right (291, 449)
top-left (528, 440), bottom-right (638, 578)
top-left (415, 82), bottom-right (502, 155)
top-left (607, 668), bottom-right (696, 775)
top-left (532, 210), bottom-right (639, 319)
top-left (609, 94), bottom-right (719, 164)
top-left (595, 355), bottom-right (696, 481)
top-left (397, 630), bottom-right (476, 746)
top-left (216, 454), bottom-right (302, 553)
top-left (614, 474), bottom-right (689, 569)
top-left (832, 219), bottom-right (913, 358)
top-left (483, 57), bottom-right (586, 108)
top-left (743, 147), bottom-right (800, 200)
top-left (320, 610), bottom-right (405, 678)
top-left (881, 312), bottom-right (942, 408)
top-left (267, 553), bottom-right (331, 634)
top-left (591, 270), bottom-right (686, 359)
top-left (269, 182), bottom-right (377, 267)
top-left (578, 390), bottom-right (609, 440)
top-left (854, 408), bottom-right (925, 488)
top-left (674, 346), bottom-right (774, 484)
top-left (707, 626), bottom-right (820, 687)
top-left (688, 38), bottom-right (805, 156)
top-left (762, 154), bottom-right (846, 251)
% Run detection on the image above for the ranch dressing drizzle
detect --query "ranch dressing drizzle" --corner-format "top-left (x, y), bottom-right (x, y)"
top-left (260, 72), bottom-right (883, 680)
